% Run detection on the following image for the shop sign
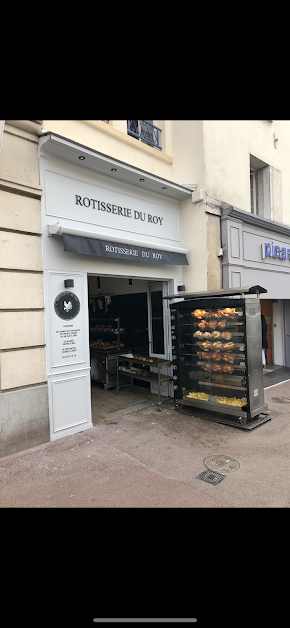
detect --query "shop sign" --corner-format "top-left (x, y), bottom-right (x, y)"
top-left (45, 170), bottom-right (180, 242)
top-left (262, 242), bottom-right (290, 260)
top-left (54, 291), bottom-right (80, 320)
top-left (52, 291), bottom-right (83, 365)
top-left (63, 234), bottom-right (188, 265)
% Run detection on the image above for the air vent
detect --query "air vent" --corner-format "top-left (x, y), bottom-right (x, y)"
top-left (30, 120), bottom-right (43, 125)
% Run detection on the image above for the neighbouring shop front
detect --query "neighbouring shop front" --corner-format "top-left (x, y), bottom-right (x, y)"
top-left (221, 206), bottom-right (290, 368)
top-left (38, 132), bottom-right (192, 441)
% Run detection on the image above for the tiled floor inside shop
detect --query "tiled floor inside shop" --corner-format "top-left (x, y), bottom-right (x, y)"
top-left (90, 365), bottom-right (290, 423)
top-left (91, 381), bottom-right (169, 424)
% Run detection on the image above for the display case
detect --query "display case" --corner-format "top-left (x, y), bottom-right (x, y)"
top-left (116, 354), bottom-right (173, 410)
top-left (90, 318), bottom-right (129, 390)
top-left (168, 287), bottom-right (270, 427)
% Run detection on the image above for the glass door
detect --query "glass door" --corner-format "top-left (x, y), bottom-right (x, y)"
top-left (147, 282), bottom-right (171, 396)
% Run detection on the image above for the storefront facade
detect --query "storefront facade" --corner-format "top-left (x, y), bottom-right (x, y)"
top-left (39, 133), bottom-right (193, 441)
top-left (221, 206), bottom-right (290, 367)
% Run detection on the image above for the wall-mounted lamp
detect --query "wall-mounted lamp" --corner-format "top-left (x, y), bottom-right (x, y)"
top-left (97, 277), bottom-right (101, 291)
top-left (274, 133), bottom-right (278, 149)
top-left (64, 279), bottom-right (74, 288)
top-left (129, 279), bottom-right (132, 286)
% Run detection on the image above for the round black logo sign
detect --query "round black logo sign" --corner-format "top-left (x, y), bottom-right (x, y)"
top-left (54, 291), bottom-right (81, 320)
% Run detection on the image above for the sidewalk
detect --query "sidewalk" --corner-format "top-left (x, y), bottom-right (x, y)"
top-left (1, 379), bottom-right (290, 508)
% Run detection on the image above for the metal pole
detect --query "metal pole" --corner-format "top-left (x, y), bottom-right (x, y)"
top-left (115, 318), bottom-right (120, 350)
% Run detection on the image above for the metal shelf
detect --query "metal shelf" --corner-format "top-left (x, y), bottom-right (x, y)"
top-left (116, 355), bottom-right (173, 408)
top-left (194, 361), bottom-right (245, 370)
top-left (179, 396), bottom-right (248, 417)
top-left (118, 369), bottom-right (173, 384)
top-left (198, 380), bottom-right (247, 391)
top-left (90, 329), bottom-right (125, 334)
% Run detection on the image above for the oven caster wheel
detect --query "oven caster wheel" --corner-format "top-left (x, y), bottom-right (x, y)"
top-left (115, 388), bottom-right (119, 395)
top-left (239, 417), bottom-right (247, 425)
top-left (175, 404), bottom-right (182, 411)
top-left (157, 402), bottom-right (162, 412)
top-left (104, 385), bottom-right (109, 391)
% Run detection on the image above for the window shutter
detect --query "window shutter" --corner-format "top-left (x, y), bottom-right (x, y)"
top-left (256, 168), bottom-right (264, 216)
top-left (263, 165), bottom-right (272, 219)
top-left (256, 165), bottom-right (273, 219)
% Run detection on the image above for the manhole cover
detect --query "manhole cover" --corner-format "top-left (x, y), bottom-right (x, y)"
top-left (196, 470), bottom-right (226, 485)
top-left (271, 397), bottom-right (290, 404)
top-left (204, 455), bottom-right (240, 474)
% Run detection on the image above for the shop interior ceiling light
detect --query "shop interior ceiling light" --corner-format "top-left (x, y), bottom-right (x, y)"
top-left (79, 156), bottom-right (85, 160)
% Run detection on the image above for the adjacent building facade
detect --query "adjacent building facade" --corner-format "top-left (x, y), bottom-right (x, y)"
top-left (1, 119), bottom-right (290, 456)
top-left (0, 120), bottom-right (49, 457)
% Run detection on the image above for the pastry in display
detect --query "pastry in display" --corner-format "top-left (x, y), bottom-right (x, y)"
top-left (203, 331), bottom-right (212, 339)
top-left (193, 330), bottom-right (203, 338)
top-left (201, 363), bottom-right (211, 371)
top-left (222, 364), bottom-right (234, 373)
top-left (221, 331), bottom-right (232, 340)
top-left (207, 320), bottom-right (217, 330)
top-left (221, 353), bottom-right (235, 363)
top-left (212, 341), bottom-right (223, 351)
top-left (217, 319), bottom-right (227, 329)
top-left (203, 311), bottom-right (212, 319)
top-left (223, 342), bottom-right (236, 352)
top-left (200, 341), bottom-right (211, 351)
top-left (90, 341), bottom-right (125, 350)
top-left (198, 320), bottom-right (207, 330)
top-left (212, 331), bottom-right (221, 339)
top-left (192, 309), bottom-right (206, 319)
top-left (134, 356), bottom-right (154, 362)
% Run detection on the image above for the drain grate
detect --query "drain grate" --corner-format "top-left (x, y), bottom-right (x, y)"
top-left (196, 470), bottom-right (226, 485)
top-left (204, 455), bottom-right (240, 474)
top-left (271, 397), bottom-right (290, 404)
top-left (105, 400), bottom-right (146, 413)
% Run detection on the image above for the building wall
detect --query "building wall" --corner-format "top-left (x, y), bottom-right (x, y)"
top-left (0, 121), bottom-right (49, 458)
top-left (203, 120), bottom-right (290, 225)
top-left (41, 120), bottom-right (223, 293)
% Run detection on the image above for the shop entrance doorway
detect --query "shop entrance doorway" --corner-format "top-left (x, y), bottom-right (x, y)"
top-left (87, 276), bottom-right (172, 422)
top-left (261, 299), bottom-right (272, 364)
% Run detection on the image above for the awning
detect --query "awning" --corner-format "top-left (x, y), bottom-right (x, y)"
top-left (63, 233), bottom-right (189, 265)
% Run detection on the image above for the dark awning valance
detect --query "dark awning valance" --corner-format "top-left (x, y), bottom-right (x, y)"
top-left (63, 234), bottom-right (189, 265)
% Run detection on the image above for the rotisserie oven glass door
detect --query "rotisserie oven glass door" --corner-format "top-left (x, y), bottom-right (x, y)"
top-left (179, 303), bottom-right (247, 410)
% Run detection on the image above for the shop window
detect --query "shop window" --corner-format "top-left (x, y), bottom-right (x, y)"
top-left (250, 155), bottom-right (273, 219)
